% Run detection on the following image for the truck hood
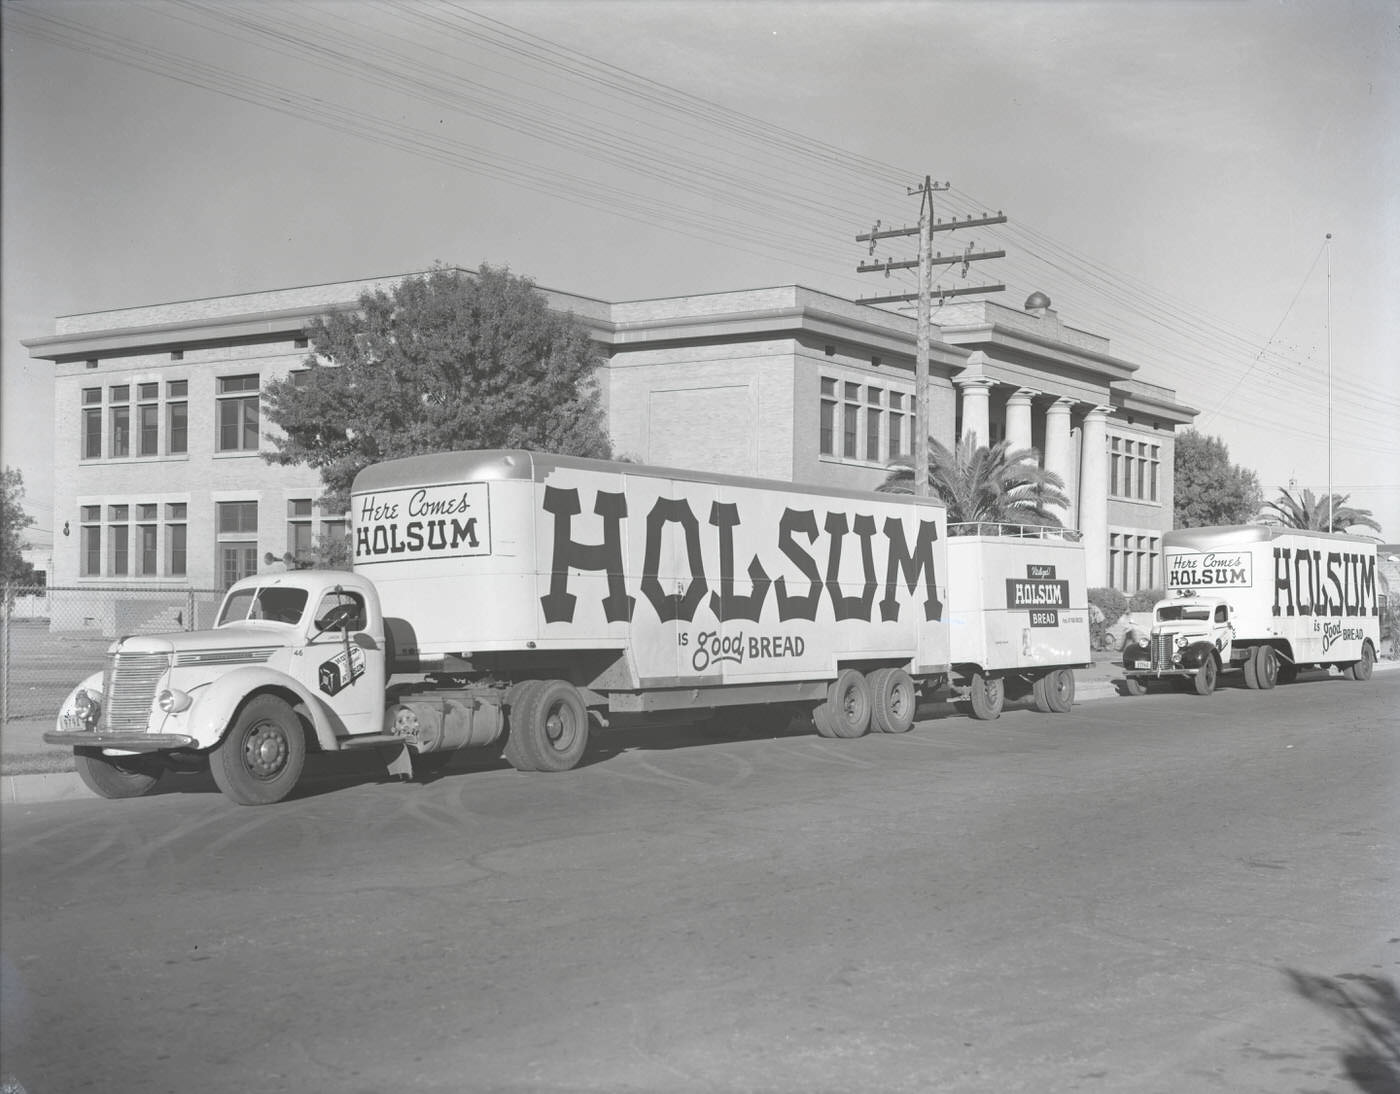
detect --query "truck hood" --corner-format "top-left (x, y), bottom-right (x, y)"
top-left (113, 625), bottom-right (291, 661)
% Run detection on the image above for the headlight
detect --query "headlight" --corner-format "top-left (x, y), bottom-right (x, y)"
top-left (73, 689), bottom-right (101, 729)
top-left (1175, 635), bottom-right (1188, 649)
top-left (158, 688), bottom-right (192, 713)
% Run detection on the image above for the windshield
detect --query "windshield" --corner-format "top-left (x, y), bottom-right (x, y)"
top-left (217, 587), bottom-right (309, 626)
top-left (1156, 604), bottom-right (1211, 623)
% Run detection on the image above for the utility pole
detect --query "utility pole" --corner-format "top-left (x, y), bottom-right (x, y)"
top-left (856, 178), bottom-right (1007, 496)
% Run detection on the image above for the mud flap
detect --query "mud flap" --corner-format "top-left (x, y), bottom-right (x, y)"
top-left (381, 742), bottom-right (415, 781)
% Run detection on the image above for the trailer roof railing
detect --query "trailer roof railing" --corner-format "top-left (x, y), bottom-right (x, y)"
top-left (947, 522), bottom-right (1081, 541)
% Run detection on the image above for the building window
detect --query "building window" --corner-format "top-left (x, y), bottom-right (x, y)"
top-left (82, 388), bottom-right (103, 460)
top-left (842, 383), bottom-right (860, 459)
top-left (217, 500), bottom-right (259, 588)
top-left (819, 376), bottom-right (913, 466)
top-left (167, 380), bottom-right (188, 454)
top-left (217, 375), bottom-right (260, 453)
top-left (888, 392), bottom-right (905, 460)
top-left (137, 383), bottom-right (160, 456)
top-left (109, 385), bottom-right (130, 458)
top-left (819, 378), bottom-right (836, 456)
top-left (166, 503), bottom-right (187, 577)
top-left (1109, 529), bottom-right (1161, 593)
top-left (288, 499), bottom-right (314, 565)
top-left (865, 389), bottom-right (882, 462)
top-left (109, 504), bottom-right (129, 576)
top-left (1108, 434), bottom-right (1161, 503)
top-left (80, 505), bottom-right (101, 577)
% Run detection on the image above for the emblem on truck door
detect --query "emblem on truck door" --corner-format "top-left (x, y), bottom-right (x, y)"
top-left (318, 645), bottom-right (366, 696)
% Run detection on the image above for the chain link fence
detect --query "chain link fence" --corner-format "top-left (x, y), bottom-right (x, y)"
top-left (2, 584), bottom-right (223, 724)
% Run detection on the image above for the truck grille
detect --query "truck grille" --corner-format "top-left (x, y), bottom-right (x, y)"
top-left (103, 652), bottom-right (170, 734)
top-left (1149, 634), bottom-right (1176, 671)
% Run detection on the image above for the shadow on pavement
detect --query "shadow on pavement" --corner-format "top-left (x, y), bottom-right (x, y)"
top-left (1286, 967), bottom-right (1400, 1093)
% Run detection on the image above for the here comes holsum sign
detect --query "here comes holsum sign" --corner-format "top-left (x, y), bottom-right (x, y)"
top-left (354, 483), bottom-right (491, 561)
top-left (1006, 563), bottom-right (1068, 627)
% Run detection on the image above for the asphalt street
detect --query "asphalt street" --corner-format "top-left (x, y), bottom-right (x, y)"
top-left (2, 673), bottom-right (1397, 1094)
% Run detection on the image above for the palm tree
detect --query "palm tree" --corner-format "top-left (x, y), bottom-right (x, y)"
top-left (1259, 487), bottom-right (1381, 534)
top-left (878, 436), bottom-right (1071, 531)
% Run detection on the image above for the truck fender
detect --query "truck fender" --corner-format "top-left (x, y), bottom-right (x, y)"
top-left (184, 666), bottom-right (342, 752)
top-left (1179, 641), bottom-right (1218, 670)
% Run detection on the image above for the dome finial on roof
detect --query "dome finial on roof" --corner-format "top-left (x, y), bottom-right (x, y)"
top-left (1025, 291), bottom-right (1052, 312)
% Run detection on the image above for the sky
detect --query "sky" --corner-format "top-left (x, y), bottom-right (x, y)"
top-left (3, 0), bottom-right (1398, 548)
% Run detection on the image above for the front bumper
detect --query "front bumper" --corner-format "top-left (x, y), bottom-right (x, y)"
top-left (43, 730), bottom-right (198, 752)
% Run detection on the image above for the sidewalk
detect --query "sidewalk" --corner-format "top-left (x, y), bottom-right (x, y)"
top-left (4, 658), bottom-right (1390, 806)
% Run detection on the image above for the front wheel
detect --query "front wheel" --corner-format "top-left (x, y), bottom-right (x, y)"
top-left (1192, 657), bottom-right (1218, 696)
top-left (1122, 676), bottom-right (1148, 697)
top-left (210, 695), bottom-right (307, 805)
top-left (967, 672), bottom-right (1005, 721)
top-left (1344, 643), bottom-right (1375, 682)
top-left (74, 749), bottom-right (161, 799)
top-left (1032, 669), bottom-right (1076, 714)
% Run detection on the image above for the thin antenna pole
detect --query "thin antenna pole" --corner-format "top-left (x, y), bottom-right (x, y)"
top-left (1326, 233), bottom-right (1333, 531)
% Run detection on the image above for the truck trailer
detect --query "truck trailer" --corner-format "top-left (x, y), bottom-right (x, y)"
top-left (48, 450), bottom-right (1090, 804)
top-left (1122, 525), bottom-right (1381, 695)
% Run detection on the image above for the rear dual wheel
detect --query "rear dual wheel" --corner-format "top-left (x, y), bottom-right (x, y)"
top-left (813, 669), bottom-right (872, 739)
top-left (1242, 646), bottom-right (1278, 691)
top-left (504, 680), bottom-right (590, 772)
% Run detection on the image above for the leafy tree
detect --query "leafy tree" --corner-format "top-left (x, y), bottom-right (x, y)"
top-left (1173, 430), bottom-right (1262, 528)
top-left (1, 467), bottom-right (40, 584)
top-left (878, 436), bottom-right (1070, 530)
top-left (263, 265), bottom-right (612, 509)
top-left (1259, 487), bottom-right (1381, 535)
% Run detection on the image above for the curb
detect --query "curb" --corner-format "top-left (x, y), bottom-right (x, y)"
top-left (1, 771), bottom-right (91, 806)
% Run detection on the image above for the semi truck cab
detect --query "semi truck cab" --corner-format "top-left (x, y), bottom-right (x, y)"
top-left (1122, 593), bottom-right (1233, 695)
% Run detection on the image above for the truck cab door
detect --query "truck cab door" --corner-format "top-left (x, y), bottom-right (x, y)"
top-left (1213, 603), bottom-right (1233, 659)
top-left (301, 588), bottom-right (387, 734)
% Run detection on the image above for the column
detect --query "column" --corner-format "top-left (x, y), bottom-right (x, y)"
top-left (1079, 405), bottom-right (1112, 588)
top-left (956, 377), bottom-right (995, 447)
top-left (1043, 398), bottom-right (1075, 526)
top-left (1005, 389), bottom-right (1035, 453)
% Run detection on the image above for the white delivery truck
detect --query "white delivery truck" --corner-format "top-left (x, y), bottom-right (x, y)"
top-left (1122, 525), bottom-right (1381, 695)
top-left (48, 451), bottom-right (1090, 804)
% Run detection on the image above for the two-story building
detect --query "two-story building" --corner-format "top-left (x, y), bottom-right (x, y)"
top-left (25, 270), bottom-right (1196, 619)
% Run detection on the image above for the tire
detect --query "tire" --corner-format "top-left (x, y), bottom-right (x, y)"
top-left (502, 680), bottom-right (544, 771)
top-left (1032, 668), bottom-right (1075, 714)
top-left (1122, 676), bottom-right (1147, 697)
top-left (210, 695), bottom-right (307, 806)
top-left (1277, 662), bottom-right (1299, 685)
top-left (1242, 648), bottom-right (1260, 690)
top-left (74, 748), bottom-right (161, 799)
top-left (867, 668), bottom-right (916, 734)
top-left (1253, 646), bottom-right (1278, 690)
top-left (504, 679), bottom-right (590, 772)
top-left (813, 669), bottom-right (872, 739)
top-left (1344, 643), bottom-right (1375, 682)
top-left (967, 672), bottom-right (1005, 720)
top-left (1192, 657), bottom-right (1218, 697)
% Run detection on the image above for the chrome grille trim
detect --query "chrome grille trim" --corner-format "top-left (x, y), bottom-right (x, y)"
top-left (175, 648), bottom-right (277, 667)
top-left (104, 652), bottom-right (171, 734)
top-left (1149, 634), bottom-right (1175, 671)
